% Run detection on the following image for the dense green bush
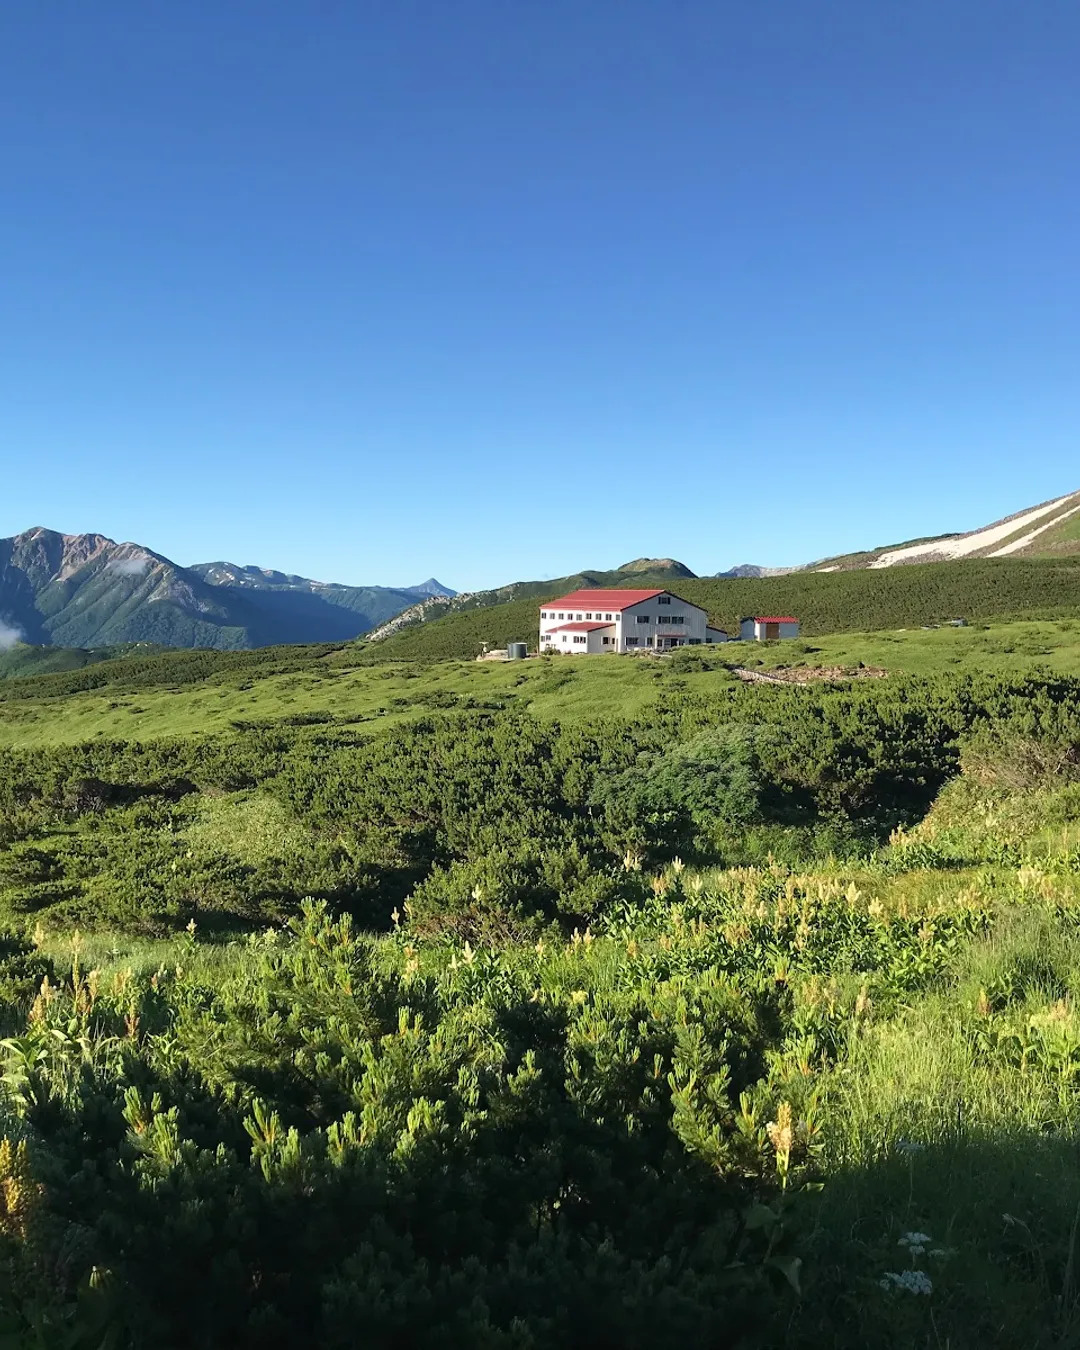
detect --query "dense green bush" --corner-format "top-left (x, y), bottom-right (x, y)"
top-left (1, 671), bottom-right (1079, 938)
top-left (0, 665), bottom-right (1079, 1342)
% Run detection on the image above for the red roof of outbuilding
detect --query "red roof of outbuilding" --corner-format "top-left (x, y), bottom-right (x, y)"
top-left (541, 588), bottom-right (666, 612)
top-left (546, 621), bottom-right (613, 633)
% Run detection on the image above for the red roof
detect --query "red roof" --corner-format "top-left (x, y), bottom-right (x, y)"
top-left (546, 621), bottom-right (613, 633)
top-left (541, 588), bottom-right (666, 612)
top-left (753, 617), bottom-right (798, 624)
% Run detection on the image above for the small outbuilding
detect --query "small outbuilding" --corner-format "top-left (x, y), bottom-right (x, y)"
top-left (739, 616), bottom-right (800, 641)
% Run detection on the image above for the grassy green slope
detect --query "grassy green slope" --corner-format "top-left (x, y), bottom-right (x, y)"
top-left (1024, 507), bottom-right (1080, 557)
top-left (367, 556), bottom-right (1080, 660)
top-left (0, 644), bottom-right (138, 681)
top-left (4, 618), bottom-right (1080, 747)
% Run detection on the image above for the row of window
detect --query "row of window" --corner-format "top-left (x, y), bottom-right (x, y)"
top-left (540, 597), bottom-right (683, 623)
top-left (539, 607), bottom-right (687, 625)
top-left (540, 634), bottom-right (712, 651)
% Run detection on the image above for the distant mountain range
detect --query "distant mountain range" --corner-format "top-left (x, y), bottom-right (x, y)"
top-left (0, 528), bottom-right (455, 651)
top-left (3, 492), bottom-right (1077, 655)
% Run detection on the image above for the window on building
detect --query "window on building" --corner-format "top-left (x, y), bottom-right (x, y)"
top-left (558, 613), bottom-right (565, 620)
top-left (605, 613), bottom-right (613, 621)
top-left (625, 636), bottom-right (639, 646)
top-left (658, 596), bottom-right (671, 605)
top-left (585, 612), bottom-right (593, 619)
top-left (573, 635), bottom-right (586, 644)
top-left (645, 637), bottom-right (653, 646)
top-left (656, 615), bottom-right (685, 625)
top-left (689, 638), bottom-right (702, 645)
top-left (636, 615), bottom-right (650, 624)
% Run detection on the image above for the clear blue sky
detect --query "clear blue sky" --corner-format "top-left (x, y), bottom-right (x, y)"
top-left (2, 2), bottom-right (1077, 590)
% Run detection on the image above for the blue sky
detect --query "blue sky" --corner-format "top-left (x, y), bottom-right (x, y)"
top-left (1, 2), bottom-right (1077, 590)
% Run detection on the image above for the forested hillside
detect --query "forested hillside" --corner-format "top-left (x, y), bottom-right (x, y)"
top-left (368, 555), bottom-right (1080, 660)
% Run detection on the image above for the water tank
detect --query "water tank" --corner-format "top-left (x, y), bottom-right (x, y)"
top-left (507, 642), bottom-right (528, 661)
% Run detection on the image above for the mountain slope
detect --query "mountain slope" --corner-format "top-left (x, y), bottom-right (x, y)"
top-left (0, 529), bottom-right (255, 650)
top-left (806, 491), bottom-right (1080, 571)
top-left (187, 561), bottom-right (446, 643)
top-left (0, 529), bottom-right (448, 651)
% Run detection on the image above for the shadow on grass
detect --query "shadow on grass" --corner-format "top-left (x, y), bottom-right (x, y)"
top-left (782, 1126), bottom-right (1080, 1349)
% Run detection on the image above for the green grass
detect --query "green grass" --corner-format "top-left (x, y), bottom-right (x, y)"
top-left (3, 619), bottom-right (1080, 747)
top-left (0, 642), bottom-right (159, 681)
top-left (756, 618), bottom-right (1080, 676)
top-left (6, 631), bottom-right (1080, 1341)
top-left (14, 786), bottom-right (1080, 1346)
top-left (1028, 506), bottom-right (1080, 557)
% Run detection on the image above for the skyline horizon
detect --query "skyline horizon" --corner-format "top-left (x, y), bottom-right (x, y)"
top-left (5, 477), bottom-right (1079, 594)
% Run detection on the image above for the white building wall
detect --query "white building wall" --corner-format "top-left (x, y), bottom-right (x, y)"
top-left (588, 627), bottom-right (616, 653)
top-left (538, 593), bottom-right (711, 653)
top-left (618, 595), bottom-right (708, 650)
top-left (539, 605), bottom-right (621, 648)
top-left (537, 621), bottom-right (616, 654)
top-left (737, 619), bottom-right (801, 641)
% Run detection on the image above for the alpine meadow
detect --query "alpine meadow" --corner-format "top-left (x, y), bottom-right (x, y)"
top-left (2, 552), bottom-right (1080, 1345)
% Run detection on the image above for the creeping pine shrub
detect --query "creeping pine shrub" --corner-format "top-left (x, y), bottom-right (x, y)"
top-left (962, 730), bottom-right (1080, 792)
top-left (591, 725), bottom-right (768, 859)
top-left (961, 695), bottom-right (1080, 792)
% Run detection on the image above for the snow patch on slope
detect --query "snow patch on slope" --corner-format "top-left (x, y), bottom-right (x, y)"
top-left (869, 494), bottom-right (1079, 568)
top-left (990, 501), bottom-right (1080, 557)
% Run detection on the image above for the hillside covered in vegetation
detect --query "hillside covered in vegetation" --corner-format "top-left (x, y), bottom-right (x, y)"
top-left (0, 634), bottom-right (1079, 1344)
top-left (367, 555), bottom-right (1080, 661)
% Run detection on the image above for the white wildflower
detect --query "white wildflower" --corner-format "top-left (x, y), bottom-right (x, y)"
top-left (881, 1270), bottom-right (933, 1295)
